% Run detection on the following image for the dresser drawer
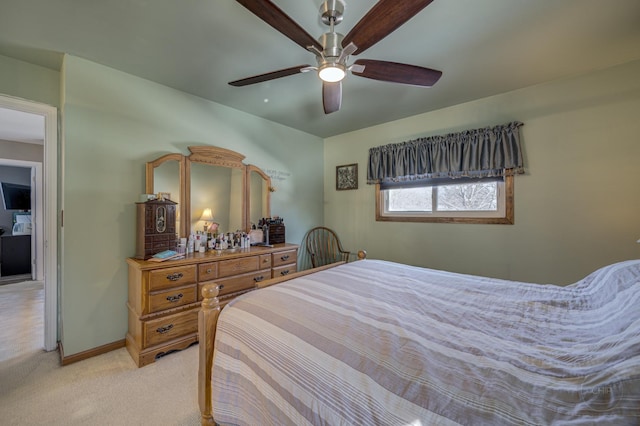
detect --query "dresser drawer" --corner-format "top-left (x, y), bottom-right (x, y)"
top-left (208, 268), bottom-right (270, 297)
top-left (272, 263), bottom-right (297, 278)
top-left (259, 254), bottom-right (272, 269)
top-left (145, 233), bottom-right (177, 253)
top-left (148, 285), bottom-right (197, 313)
top-left (198, 262), bottom-right (218, 281)
top-left (218, 256), bottom-right (259, 278)
top-left (272, 249), bottom-right (297, 267)
top-left (149, 265), bottom-right (197, 291)
top-left (144, 309), bottom-right (198, 348)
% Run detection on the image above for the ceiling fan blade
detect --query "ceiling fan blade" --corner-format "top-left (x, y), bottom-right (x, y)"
top-left (352, 59), bottom-right (442, 87)
top-left (236, 0), bottom-right (323, 52)
top-left (229, 65), bottom-right (312, 86)
top-left (322, 81), bottom-right (342, 114)
top-left (342, 0), bottom-right (434, 55)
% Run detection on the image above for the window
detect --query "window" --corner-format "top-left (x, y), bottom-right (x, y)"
top-left (375, 175), bottom-right (514, 224)
top-left (367, 122), bottom-right (523, 224)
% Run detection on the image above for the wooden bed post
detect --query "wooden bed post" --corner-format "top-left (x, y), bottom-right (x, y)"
top-left (198, 283), bottom-right (220, 426)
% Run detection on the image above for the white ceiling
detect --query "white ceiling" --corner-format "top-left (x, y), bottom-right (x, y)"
top-left (0, 0), bottom-right (639, 139)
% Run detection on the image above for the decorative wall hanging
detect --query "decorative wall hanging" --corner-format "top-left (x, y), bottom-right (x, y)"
top-left (336, 163), bottom-right (358, 190)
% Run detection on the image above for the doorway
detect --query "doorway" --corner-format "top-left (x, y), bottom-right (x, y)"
top-left (0, 161), bottom-right (42, 281)
top-left (0, 95), bottom-right (57, 352)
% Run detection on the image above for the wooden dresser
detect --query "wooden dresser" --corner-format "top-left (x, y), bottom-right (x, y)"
top-left (126, 243), bottom-right (298, 367)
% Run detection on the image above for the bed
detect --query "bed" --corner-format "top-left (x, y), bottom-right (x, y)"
top-left (198, 256), bottom-right (640, 425)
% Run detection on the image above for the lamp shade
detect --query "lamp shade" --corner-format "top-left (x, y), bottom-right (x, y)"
top-left (199, 208), bottom-right (214, 222)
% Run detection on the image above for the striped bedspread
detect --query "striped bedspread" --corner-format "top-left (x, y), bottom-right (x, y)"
top-left (211, 259), bottom-right (640, 425)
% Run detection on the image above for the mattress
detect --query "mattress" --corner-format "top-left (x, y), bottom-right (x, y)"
top-left (211, 259), bottom-right (640, 425)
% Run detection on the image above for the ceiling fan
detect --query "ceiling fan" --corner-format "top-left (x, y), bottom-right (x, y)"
top-left (229, 0), bottom-right (442, 114)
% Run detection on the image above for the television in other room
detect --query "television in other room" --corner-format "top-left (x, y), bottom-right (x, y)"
top-left (1, 182), bottom-right (31, 211)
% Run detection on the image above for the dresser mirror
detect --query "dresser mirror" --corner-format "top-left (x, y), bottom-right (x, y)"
top-left (248, 165), bottom-right (271, 228)
top-left (145, 146), bottom-right (272, 238)
top-left (146, 153), bottom-right (185, 235)
top-left (188, 161), bottom-right (245, 235)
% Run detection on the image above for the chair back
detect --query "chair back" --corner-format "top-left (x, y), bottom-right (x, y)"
top-left (305, 227), bottom-right (350, 268)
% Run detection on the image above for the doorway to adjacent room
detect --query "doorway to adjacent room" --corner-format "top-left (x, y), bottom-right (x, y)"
top-left (0, 94), bottom-right (57, 353)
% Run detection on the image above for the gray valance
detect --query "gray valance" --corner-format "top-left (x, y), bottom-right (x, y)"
top-left (367, 121), bottom-right (524, 184)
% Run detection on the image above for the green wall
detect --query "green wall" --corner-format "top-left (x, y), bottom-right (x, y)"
top-left (60, 55), bottom-right (323, 355)
top-left (0, 54), bottom-right (59, 107)
top-left (324, 59), bottom-right (640, 285)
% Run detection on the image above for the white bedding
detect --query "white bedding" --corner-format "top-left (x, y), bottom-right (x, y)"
top-left (211, 259), bottom-right (640, 425)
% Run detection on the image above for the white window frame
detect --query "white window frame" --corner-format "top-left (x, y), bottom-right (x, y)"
top-left (375, 175), bottom-right (514, 224)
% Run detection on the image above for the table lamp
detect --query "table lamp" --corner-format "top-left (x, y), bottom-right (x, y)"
top-left (199, 208), bottom-right (214, 233)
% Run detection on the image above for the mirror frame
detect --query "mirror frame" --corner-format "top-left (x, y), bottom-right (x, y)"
top-left (145, 153), bottom-right (186, 236)
top-left (246, 164), bottom-right (272, 228)
top-left (185, 146), bottom-right (247, 237)
top-left (145, 146), bottom-right (271, 237)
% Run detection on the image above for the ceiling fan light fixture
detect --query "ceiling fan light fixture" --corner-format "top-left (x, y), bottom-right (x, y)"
top-left (230, 0), bottom-right (442, 114)
top-left (318, 63), bottom-right (346, 82)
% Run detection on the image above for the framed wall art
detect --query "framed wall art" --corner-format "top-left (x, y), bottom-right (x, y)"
top-left (336, 163), bottom-right (358, 191)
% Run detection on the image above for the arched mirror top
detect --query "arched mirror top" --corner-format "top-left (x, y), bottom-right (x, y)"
top-left (145, 153), bottom-right (185, 195)
top-left (187, 146), bottom-right (246, 169)
top-left (246, 164), bottom-right (271, 183)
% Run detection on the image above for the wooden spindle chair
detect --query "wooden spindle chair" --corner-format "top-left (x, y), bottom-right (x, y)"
top-left (305, 226), bottom-right (351, 268)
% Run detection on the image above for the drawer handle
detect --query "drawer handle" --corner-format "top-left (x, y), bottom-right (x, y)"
top-left (253, 275), bottom-right (265, 283)
top-left (166, 293), bottom-right (183, 303)
top-left (280, 255), bottom-right (290, 261)
top-left (206, 268), bottom-right (213, 274)
top-left (166, 272), bottom-right (184, 281)
top-left (218, 284), bottom-right (224, 290)
top-left (280, 270), bottom-right (290, 276)
top-left (156, 324), bottom-right (174, 334)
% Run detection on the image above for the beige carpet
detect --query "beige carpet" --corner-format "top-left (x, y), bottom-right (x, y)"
top-left (0, 280), bottom-right (44, 363)
top-left (0, 281), bottom-right (202, 425)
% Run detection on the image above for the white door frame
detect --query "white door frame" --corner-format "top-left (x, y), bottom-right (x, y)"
top-left (0, 94), bottom-right (58, 351)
